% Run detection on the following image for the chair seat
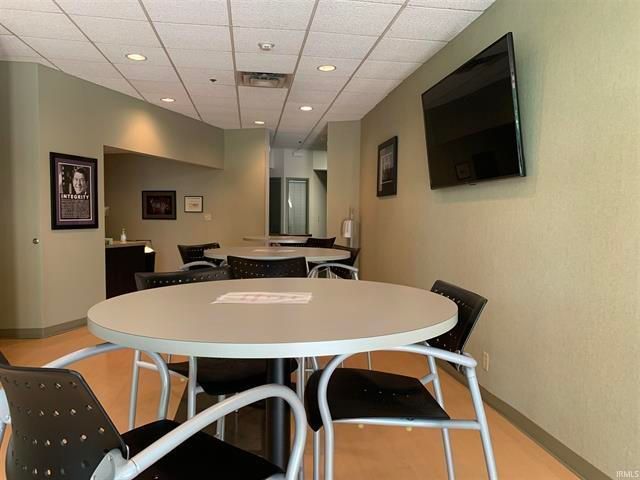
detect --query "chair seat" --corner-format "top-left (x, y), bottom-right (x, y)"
top-left (305, 368), bottom-right (450, 431)
top-left (168, 358), bottom-right (298, 396)
top-left (123, 420), bottom-right (283, 479)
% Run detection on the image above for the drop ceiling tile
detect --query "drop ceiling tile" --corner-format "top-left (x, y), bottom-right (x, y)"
top-left (231, 0), bottom-right (315, 30)
top-left (344, 76), bottom-right (399, 93)
top-left (303, 31), bottom-right (376, 59)
top-left (167, 48), bottom-right (233, 69)
top-left (130, 79), bottom-right (184, 94)
top-left (0, 35), bottom-right (38, 56)
top-left (24, 37), bottom-right (104, 61)
top-left (144, 89), bottom-right (191, 106)
top-left (323, 109), bottom-right (364, 121)
top-left (292, 74), bottom-right (349, 93)
top-left (333, 90), bottom-right (383, 106)
top-left (288, 86), bottom-right (336, 104)
top-left (408, 0), bottom-right (494, 10)
top-left (142, 0), bottom-right (228, 25)
top-left (185, 82), bottom-right (236, 97)
top-left (356, 0), bottom-right (403, 3)
top-left (311, 0), bottom-right (400, 36)
top-left (240, 108), bottom-right (280, 126)
top-left (369, 36), bottom-right (445, 63)
top-left (179, 67), bottom-right (236, 86)
top-left (387, 6), bottom-right (481, 41)
top-left (71, 15), bottom-right (159, 46)
top-left (0, 25), bottom-right (9, 35)
top-left (89, 76), bottom-right (140, 97)
top-left (296, 56), bottom-right (360, 76)
top-left (0, 55), bottom-right (56, 68)
top-left (97, 43), bottom-right (170, 65)
top-left (202, 113), bottom-right (240, 129)
top-left (192, 94), bottom-right (238, 108)
top-left (154, 23), bottom-right (230, 51)
top-left (54, 59), bottom-right (122, 79)
top-left (117, 63), bottom-right (179, 81)
top-left (238, 86), bottom-right (287, 104)
top-left (356, 59), bottom-right (421, 80)
top-left (0, 10), bottom-right (84, 40)
top-left (233, 27), bottom-right (305, 55)
top-left (154, 102), bottom-right (199, 119)
top-left (56, 0), bottom-right (145, 20)
top-left (235, 52), bottom-right (297, 74)
top-left (0, 0), bottom-right (59, 12)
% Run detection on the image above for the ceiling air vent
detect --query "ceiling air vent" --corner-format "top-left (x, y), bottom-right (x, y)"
top-left (237, 71), bottom-right (292, 88)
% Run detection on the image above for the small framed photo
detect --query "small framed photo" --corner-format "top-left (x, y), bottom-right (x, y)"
top-left (50, 152), bottom-right (98, 229)
top-left (184, 195), bottom-right (203, 213)
top-left (377, 136), bottom-right (398, 197)
top-left (142, 191), bottom-right (176, 220)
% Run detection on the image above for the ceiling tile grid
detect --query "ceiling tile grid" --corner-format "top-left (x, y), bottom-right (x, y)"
top-left (0, 0), bottom-right (494, 147)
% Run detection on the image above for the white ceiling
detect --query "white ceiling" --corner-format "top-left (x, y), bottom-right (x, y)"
top-left (0, 0), bottom-right (494, 148)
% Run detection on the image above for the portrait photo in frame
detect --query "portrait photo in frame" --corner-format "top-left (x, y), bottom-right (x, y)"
top-left (50, 152), bottom-right (98, 230)
top-left (377, 136), bottom-right (398, 197)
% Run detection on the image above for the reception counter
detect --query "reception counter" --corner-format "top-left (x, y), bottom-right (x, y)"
top-left (105, 241), bottom-right (155, 298)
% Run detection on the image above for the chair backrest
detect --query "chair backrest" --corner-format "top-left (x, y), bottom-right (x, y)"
top-left (0, 362), bottom-right (126, 479)
top-left (332, 244), bottom-right (360, 267)
top-left (305, 237), bottom-right (336, 248)
top-left (177, 242), bottom-right (220, 264)
top-left (429, 280), bottom-right (487, 355)
top-left (227, 256), bottom-right (308, 279)
top-left (135, 266), bottom-right (231, 291)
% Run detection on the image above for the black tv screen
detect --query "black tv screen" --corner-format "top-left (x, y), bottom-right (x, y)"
top-left (421, 33), bottom-right (525, 189)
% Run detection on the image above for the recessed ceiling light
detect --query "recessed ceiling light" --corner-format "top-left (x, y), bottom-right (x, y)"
top-left (254, 120), bottom-right (265, 125)
top-left (300, 105), bottom-right (313, 111)
top-left (317, 64), bottom-right (336, 72)
top-left (160, 97), bottom-right (175, 103)
top-left (258, 42), bottom-right (275, 51)
top-left (125, 53), bottom-right (146, 61)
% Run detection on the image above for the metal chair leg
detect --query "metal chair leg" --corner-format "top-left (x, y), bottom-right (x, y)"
top-left (187, 356), bottom-right (198, 419)
top-left (427, 354), bottom-right (455, 479)
top-left (466, 367), bottom-right (498, 480)
top-left (216, 394), bottom-right (226, 440)
top-left (313, 430), bottom-right (321, 480)
top-left (128, 350), bottom-right (141, 430)
top-left (366, 351), bottom-right (372, 370)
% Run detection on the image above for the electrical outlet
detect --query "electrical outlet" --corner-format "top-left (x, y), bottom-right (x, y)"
top-left (482, 352), bottom-right (490, 372)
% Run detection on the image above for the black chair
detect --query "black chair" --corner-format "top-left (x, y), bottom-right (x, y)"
top-left (0, 348), bottom-right (305, 480)
top-left (304, 280), bottom-right (497, 480)
top-left (227, 256), bottom-right (308, 279)
top-left (305, 237), bottom-right (336, 248)
top-left (130, 267), bottom-right (297, 436)
top-left (177, 242), bottom-right (220, 269)
top-left (309, 244), bottom-right (360, 279)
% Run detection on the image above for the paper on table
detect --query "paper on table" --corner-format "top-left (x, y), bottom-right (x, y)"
top-left (211, 292), bottom-right (312, 304)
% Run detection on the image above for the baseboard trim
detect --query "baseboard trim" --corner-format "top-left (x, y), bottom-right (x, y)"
top-left (439, 362), bottom-right (609, 480)
top-left (0, 317), bottom-right (87, 339)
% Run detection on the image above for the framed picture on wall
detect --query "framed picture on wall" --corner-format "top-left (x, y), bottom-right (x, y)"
top-left (142, 191), bottom-right (176, 220)
top-left (50, 152), bottom-right (99, 229)
top-left (377, 136), bottom-right (398, 197)
top-left (184, 196), bottom-right (203, 213)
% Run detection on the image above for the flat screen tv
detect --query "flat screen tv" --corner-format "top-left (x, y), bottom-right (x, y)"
top-left (421, 32), bottom-right (525, 189)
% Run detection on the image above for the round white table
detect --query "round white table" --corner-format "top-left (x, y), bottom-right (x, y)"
top-left (87, 278), bottom-right (457, 469)
top-left (243, 235), bottom-right (311, 245)
top-left (204, 246), bottom-right (350, 263)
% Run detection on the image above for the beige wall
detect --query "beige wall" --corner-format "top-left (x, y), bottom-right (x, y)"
top-left (327, 120), bottom-right (360, 245)
top-left (359, 0), bottom-right (640, 476)
top-left (105, 129), bottom-right (267, 271)
top-left (0, 62), bottom-right (43, 332)
top-left (1, 62), bottom-right (228, 332)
